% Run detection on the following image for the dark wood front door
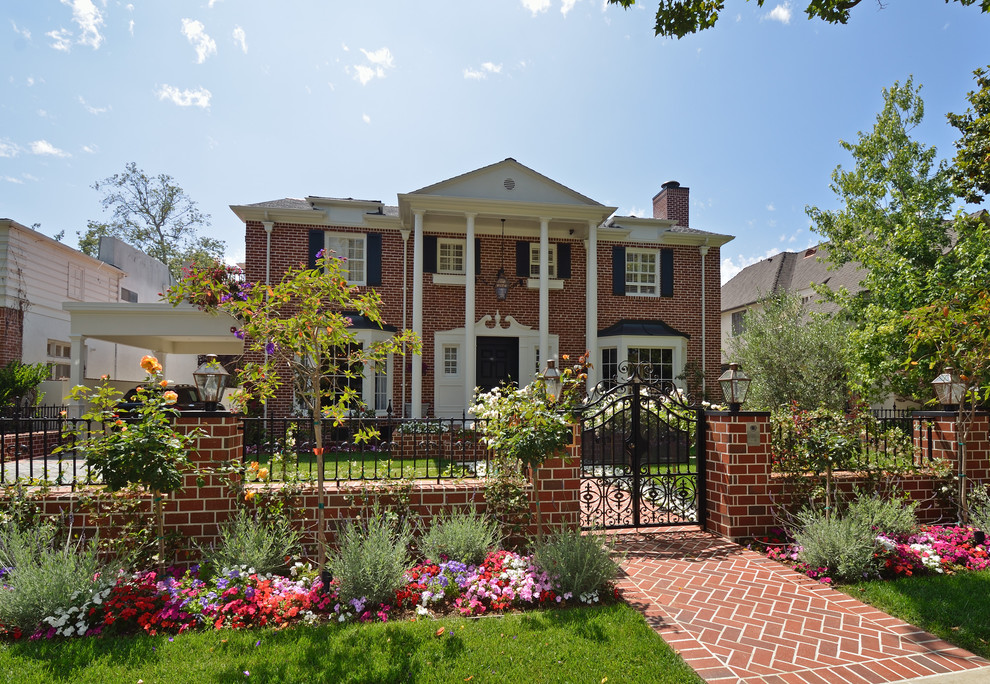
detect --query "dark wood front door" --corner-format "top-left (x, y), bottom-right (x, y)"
top-left (476, 337), bottom-right (519, 392)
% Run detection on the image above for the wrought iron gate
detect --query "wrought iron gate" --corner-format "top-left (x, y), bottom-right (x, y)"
top-left (579, 366), bottom-right (706, 529)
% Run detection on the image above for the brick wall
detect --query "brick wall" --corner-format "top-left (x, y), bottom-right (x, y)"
top-left (0, 306), bottom-right (23, 367)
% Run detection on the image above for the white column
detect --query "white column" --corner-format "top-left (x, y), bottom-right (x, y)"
top-left (539, 217), bottom-right (550, 371)
top-left (69, 335), bottom-right (87, 418)
top-left (585, 220), bottom-right (598, 391)
top-left (464, 213), bottom-right (477, 411)
top-left (412, 210), bottom-right (424, 418)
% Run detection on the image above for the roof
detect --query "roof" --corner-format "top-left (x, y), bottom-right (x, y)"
top-left (721, 244), bottom-right (866, 311)
top-left (598, 319), bottom-right (689, 338)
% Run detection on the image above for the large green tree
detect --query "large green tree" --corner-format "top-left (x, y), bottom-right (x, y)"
top-left (725, 291), bottom-right (851, 411)
top-left (80, 162), bottom-right (225, 280)
top-left (607, 0), bottom-right (989, 39)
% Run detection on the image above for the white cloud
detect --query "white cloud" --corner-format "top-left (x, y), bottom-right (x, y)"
top-left (55, 0), bottom-right (104, 49)
top-left (0, 139), bottom-right (21, 157)
top-left (521, 0), bottom-right (551, 15)
top-left (362, 113), bottom-right (371, 124)
top-left (561, 0), bottom-right (577, 16)
top-left (78, 96), bottom-right (109, 114)
top-left (2, 176), bottom-right (24, 184)
top-left (764, 3), bottom-right (792, 24)
top-left (82, 144), bottom-right (98, 154)
top-left (181, 18), bottom-right (217, 64)
top-left (766, 202), bottom-right (775, 211)
top-left (11, 21), bottom-right (31, 39)
top-left (361, 47), bottom-right (394, 68)
top-left (352, 47), bottom-right (394, 85)
top-left (29, 140), bottom-right (71, 157)
top-left (155, 84), bottom-right (212, 109)
top-left (46, 28), bottom-right (73, 52)
top-left (232, 26), bottom-right (247, 53)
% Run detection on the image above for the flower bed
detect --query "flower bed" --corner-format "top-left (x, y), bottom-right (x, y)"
top-left (0, 550), bottom-right (617, 641)
top-left (751, 524), bottom-right (990, 585)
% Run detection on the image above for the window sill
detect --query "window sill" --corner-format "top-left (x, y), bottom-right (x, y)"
top-left (432, 273), bottom-right (466, 286)
top-left (525, 278), bottom-right (564, 290)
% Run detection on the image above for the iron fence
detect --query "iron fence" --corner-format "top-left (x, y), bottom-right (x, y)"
top-left (240, 415), bottom-right (493, 484)
top-left (0, 415), bottom-right (97, 488)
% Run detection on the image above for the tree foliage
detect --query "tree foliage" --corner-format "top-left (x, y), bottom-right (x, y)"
top-left (80, 162), bottom-right (224, 281)
top-left (806, 78), bottom-right (964, 401)
top-left (607, 0), bottom-right (990, 39)
top-left (725, 291), bottom-right (850, 411)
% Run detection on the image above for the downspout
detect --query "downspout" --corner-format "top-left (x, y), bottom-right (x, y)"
top-left (699, 241), bottom-right (710, 399)
top-left (400, 228), bottom-right (411, 417)
top-left (263, 219), bottom-right (274, 420)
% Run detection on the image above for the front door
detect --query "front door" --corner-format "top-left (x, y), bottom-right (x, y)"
top-left (476, 337), bottom-right (518, 392)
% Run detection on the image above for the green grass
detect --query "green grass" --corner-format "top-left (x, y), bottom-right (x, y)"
top-left (0, 603), bottom-right (702, 683)
top-left (840, 572), bottom-right (990, 659)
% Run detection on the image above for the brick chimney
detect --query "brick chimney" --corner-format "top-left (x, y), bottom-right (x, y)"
top-left (652, 180), bottom-right (689, 228)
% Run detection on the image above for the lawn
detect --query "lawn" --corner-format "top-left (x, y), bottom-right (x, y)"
top-left (0, 603), bottom-right (703, 684)
top-left (840, 572), bottom-right (990, 660)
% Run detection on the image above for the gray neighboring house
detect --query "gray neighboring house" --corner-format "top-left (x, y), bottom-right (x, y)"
top-left (720, 244), bottom-right (865, 359)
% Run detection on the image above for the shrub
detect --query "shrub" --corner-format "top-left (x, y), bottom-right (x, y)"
top-left (329, 508), bottom-right (413, 606)
top-left (846, 494), bottom-right (918, 538)
top-left (793, 509), bottom-right (880, 582)
top-left (418, 507), bottom-right (499, 565)
top-left (199, 509), bottom-right (301, 575)
top-left (532, 527), bottom-right (620, 600)
top-left (0, 522), bottom-right (106, 631)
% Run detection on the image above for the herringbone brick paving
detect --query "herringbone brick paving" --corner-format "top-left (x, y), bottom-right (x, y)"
top-left (613, 528), bottom-right (990, 684)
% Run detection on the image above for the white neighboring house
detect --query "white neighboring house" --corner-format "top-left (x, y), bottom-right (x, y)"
top-left (0, 219), bottom-right (197, 405)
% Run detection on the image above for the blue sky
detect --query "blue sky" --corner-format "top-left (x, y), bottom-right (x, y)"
top-left (2, 1), bottom-right (988, 283)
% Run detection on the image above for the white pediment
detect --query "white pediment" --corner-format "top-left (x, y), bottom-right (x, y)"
top-left (411, 158), bottom-right (602, 207)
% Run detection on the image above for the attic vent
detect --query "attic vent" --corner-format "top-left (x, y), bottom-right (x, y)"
top-left (503, 178), bottom-right (515, 191)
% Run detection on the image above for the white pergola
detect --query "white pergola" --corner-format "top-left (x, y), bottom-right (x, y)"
top-left (63, 302), bottom-right (244, 413)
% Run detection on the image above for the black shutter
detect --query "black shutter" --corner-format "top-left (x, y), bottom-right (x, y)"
top-left (557, 243), bottom-right (571, 279)
top-left (516, 241), bottom-right (529, 278)
top-left (424, 235), bottom-right (437, 273)
top-left (475, 238), bottom-right (482, 274)
top-left (661, 248), bottom-right (674, 297)
top-left (612, 246), bottom-right (626, 295)
top-left (308, 230), bottom-right (324, 269)
top-left (367, 233), bottom-right (382, 286)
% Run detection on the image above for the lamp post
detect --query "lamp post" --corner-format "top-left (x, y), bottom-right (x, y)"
top-left (193, 354), bottom-right (230, 412)
top-left (718, 363), bottom-right (751, 413)
top-left (932, 367), bottom-right (969, 524)
top-left (543, 359), bottom-right (562, 402)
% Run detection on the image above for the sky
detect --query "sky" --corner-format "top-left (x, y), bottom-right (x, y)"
top-left (2, 1), bottom-right (988, 285)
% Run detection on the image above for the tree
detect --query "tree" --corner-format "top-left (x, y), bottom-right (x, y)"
top-left (725, 291), bottom-right (850, 411)
top-left (80, 162), bottom-right (224, 280)
top-left (806, 78), bottom-right (962, 402)
top-left (607, 0), bottom-right (989, 39)
top-left (948, 65), bottom-right (990, 205)
top-left (166, 252), bottom-right (420, 572)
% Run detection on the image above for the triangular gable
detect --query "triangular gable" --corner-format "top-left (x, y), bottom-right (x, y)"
top-left (410, 158), bottom-right (603, 207)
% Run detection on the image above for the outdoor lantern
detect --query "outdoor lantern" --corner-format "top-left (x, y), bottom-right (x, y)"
top-left (193, 354), bottom-right (230, 411)
top-left (932, 367), bottom-right (966, 408)
top-left (718, 362), bottom-right (751, 413)
top-left (543, 359), bottom-right (562, 402)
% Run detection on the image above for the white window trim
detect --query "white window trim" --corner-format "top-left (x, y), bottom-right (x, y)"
top-left (624, 248), bottom-right (660, 297)
top-left (323, 232), bottom-right (368, 286)
top-left (437, 238), bottom-right (467, 275)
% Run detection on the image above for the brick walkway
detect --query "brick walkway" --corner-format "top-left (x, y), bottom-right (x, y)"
top-left (614, 528), bottom-right (990, 684)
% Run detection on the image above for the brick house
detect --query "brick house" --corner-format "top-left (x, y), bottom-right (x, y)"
top-left (231, 159), bottom-right (733, 418)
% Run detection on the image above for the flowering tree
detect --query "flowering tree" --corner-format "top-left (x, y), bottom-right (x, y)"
top-left (59, 355), bottom-right (202, 570)
top-left (166, 251), bottom-right (419, 570)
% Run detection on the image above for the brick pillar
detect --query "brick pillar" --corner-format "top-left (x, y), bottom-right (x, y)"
top-left (705, 411), bottom-right (774, 540)
top-left (169, 414), bottom-right (242, 561)
top-left (532, 424), bottom-right (582, 535)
